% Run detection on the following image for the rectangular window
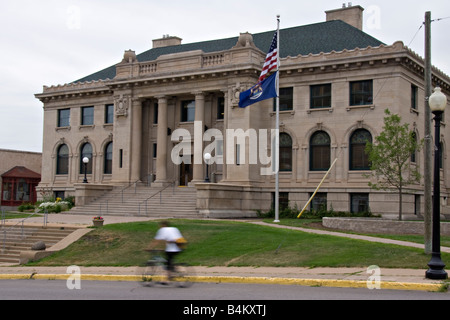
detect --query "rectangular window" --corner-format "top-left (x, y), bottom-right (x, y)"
top-left (54, 191), bottom-right (65, 200)
top-left (58, 109), bottom-right (70, 127)
top-left (181, 100), bottom-right (195, 122)
top-left (2, 182), bottom-right (12, 200)
top-left (414, 195), bottom-right (421, 216)
top-left (119, 149), bottom-right (123, 168)
top-left (310, 193), bottom-right (327, 212)
top-left (274, 87), bottom-right (293, 111)
top-left (217, 97), bottom-right (225, 120)
top-left (236, 145), bottom-right (241, 166)
top-left (411, 84), bottom-right (418, 110)
top-left (350, 80), bottom-right (373, 106)
top-left (153, 143), bottom-right (157, 158)
top-left (153, 103), bottom-right (159, 124)
top-left (351, 193), bottom-right (369, 214)
top-left (105, 104), bottom-right (114, 124)
top-left (310, 84), bottom-right (332, 109)
top-left (81, 106), bottom-right (94, 125)
top-left (272, 192), bottom-right (289, 210)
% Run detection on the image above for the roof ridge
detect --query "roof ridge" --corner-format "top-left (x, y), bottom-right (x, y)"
top-left (73, 20), bottom-right (384, 83)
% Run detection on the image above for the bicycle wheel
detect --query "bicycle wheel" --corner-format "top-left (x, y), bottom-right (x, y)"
top-left (138, 261), bottom-right (166, 287)
top-left (172, 263), bottom-right (195, 288)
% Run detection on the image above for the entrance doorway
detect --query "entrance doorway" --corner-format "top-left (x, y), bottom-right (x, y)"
top-left (179, 156), bottom-right (193, 186)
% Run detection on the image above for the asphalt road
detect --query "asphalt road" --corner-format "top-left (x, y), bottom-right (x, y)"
top-left (1, 279), bottom-right (449, 302)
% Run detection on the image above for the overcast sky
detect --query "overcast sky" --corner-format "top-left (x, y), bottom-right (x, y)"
top-left (1, 0), bottom-right (449, 153)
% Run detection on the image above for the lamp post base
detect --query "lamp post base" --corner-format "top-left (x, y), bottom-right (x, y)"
top-left (426, 253), bottom-right (448, 280)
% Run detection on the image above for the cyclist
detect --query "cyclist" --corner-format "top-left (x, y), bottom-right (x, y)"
top-left (146, 221), bottom-right (185, 279)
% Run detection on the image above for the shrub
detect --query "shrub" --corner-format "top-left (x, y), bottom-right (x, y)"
top-left (18, 203), bottom-right (35, 212)
top-left (38, 201), bottom-right (71, 213)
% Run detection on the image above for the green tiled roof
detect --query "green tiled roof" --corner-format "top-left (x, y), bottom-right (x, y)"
top-left (75, 20), bottom-right (384, 83)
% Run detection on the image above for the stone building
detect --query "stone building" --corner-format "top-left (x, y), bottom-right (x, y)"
top-left (35, 5), bottom-right (450, 218)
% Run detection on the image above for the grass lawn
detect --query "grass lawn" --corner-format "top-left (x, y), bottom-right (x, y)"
top-left (267, 218), bottom-right (450, 248)
top-left (2, 212), bottom-right (42, 220)
top-left (28, 219), bottom-right (450, 269)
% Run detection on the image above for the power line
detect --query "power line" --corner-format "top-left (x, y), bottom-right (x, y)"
top-left (407, 24), bottom-right (423, 47)
top-left (407, 16), bottom-right (450, 48)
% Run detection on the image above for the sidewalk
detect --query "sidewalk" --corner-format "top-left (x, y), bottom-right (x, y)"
top-left (1, 214), bottom-right (448, 292)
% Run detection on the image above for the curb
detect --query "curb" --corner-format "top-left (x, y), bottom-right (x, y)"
top-left (0, 274), bottom-right (445, 292)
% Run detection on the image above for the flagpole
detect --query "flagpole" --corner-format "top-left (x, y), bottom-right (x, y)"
top-left (297, 158), bottom-right (338, 219)
top-left (274, 15), bottom-right (281, 223)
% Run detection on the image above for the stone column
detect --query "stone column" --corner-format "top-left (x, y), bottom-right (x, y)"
top-left (131, 98), bottom-right (142, 182)
top-left (155, 96), bottom-right (168, 184)
top-left (222, 89), bottom-right (229, 181)
top-left (192, 92), bottom-right (205, 184)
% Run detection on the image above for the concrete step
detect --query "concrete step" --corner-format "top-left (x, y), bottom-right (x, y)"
top-left (70, 184), bottom-right (199, 217)
top-left (0, 226), bottom-right (84, 265)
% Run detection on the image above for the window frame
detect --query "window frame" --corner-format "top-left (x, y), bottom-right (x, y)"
top-left (274, 87), bottom-right (293, 112)
top-left (181, 100), bottom-right (196, 122)
top-left (411, 84), bottom-right (418, 110)
top-left (310, 84), bottom-right (332, 109)
top-left (58, 109), bottom-right (70, 128)
top-left (351, 193), bottom-right (369, 214)
top-left (349, 129), bottom-right (372, 171)
top-left (56, 144), bottom-right (69, 175)
top-left (104, 142), bottom-right (113, 174)
top-left (217, 97), bottom-right (225, 120)
top-left (279, 133), bottom-right (293, 172)
top-left (105, 104), bottom-right (114, 124)
top-left (310, 131), bottom-right (331, 171)
top-left (81, 106), bottom-right (94, 126)
top-left (80, 143), bottom-right (93, 175)
top-left (310, 192), bottom-right (327, 212)
top-left (350, 80), bottom-right (373, 106)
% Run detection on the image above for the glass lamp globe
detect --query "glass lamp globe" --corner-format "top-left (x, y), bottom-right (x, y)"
top-left (429, 87), bottom-right (447, 112)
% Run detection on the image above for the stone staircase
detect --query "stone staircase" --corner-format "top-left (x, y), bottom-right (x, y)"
top-left (0, 225), bottom-right (79, 265)
top-left (69, 184), bottom-right (201, 218)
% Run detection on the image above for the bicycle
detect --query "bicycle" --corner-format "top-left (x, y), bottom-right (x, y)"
top-left (137, 250), bottom-right (195, 288)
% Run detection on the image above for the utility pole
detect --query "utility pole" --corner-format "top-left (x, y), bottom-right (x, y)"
top-left (424, 11), bottom-right (432, 254)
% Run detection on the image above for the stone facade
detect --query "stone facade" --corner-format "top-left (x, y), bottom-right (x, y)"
top-left (35, 5), bottom-right (450, 218)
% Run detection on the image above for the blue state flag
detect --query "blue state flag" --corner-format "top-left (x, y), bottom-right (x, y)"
top-left (239, 71), bottom-right (278, 108)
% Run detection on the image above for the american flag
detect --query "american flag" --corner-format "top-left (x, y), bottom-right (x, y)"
top-left (258, 31), bottom-right (278, 83)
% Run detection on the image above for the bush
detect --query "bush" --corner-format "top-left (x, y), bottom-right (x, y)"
top-left (18, 203), bottom-right (35, 212)
top-left (37, 200), bottom-right (72, 213)
top-left (65, 196), bottom-right (75, 207)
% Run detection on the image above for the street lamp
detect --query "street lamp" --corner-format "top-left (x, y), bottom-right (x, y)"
top-left (426, 87), bottom-right (448, 280)
top-left (83, 157), bottom-right (90, 184)
top-left (204, 153), bottom-right (211, 183)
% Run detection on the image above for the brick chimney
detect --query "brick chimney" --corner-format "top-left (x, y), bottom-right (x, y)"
top-left (152, 35), bottom-right (182, 49)
top-left (326, 3), bottom-right (364, 30)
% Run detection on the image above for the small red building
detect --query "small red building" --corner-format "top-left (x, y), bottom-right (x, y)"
top-left (1, 166), bottom-right (41, 207)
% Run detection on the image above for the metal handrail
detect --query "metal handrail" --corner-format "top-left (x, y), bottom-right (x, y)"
top-left (120, 180), bottom-right (140, 203)
top-left (91, 180), bottom-right (140, 216)
top-left (1, 210), bottom-right (48, 253)
top-left (138, 181), bottom-right (175, 216)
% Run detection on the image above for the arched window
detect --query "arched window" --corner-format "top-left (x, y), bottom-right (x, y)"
top-left (80, 143), bottom-right (93, 174)
top-left (56, 144), bottom-right (69, 175)
top-left (279, 133), bottom-right (293, 172)
top-left (310, 131), bottom-right (331, 171)
top-left (350, 129), bottom-right (372, 170)
top-left (104, 142), bottom-right (113, 174)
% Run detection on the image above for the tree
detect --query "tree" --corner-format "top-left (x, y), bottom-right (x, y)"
top-left (365, 109), bottom-right (423, 221)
